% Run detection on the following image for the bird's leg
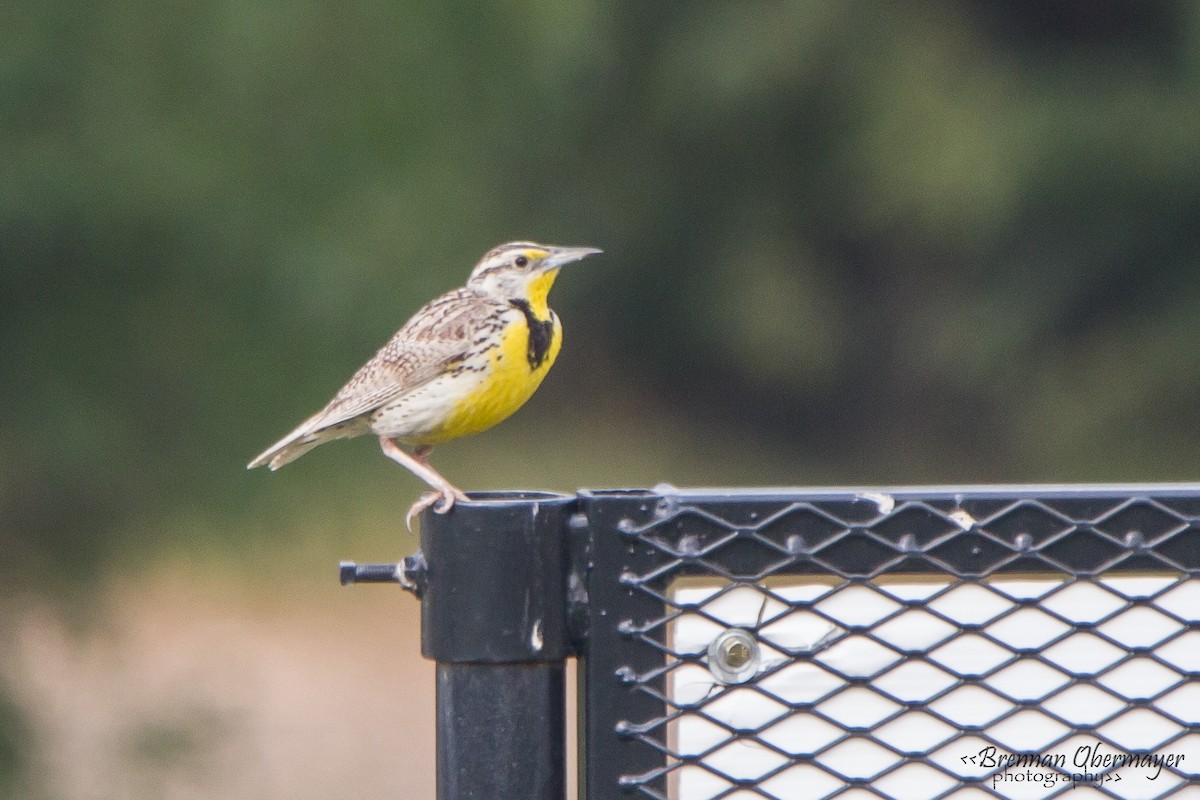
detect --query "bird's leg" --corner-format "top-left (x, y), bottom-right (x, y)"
top-left (379, 438), bottom-right (469, 529)
top-left (409, 444), bottom-right (469, 503)
top-left (403, 445), bottom-right (467, 529)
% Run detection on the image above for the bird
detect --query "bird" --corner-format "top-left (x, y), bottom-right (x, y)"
top-left (247, 241), bottom-right (601, 527)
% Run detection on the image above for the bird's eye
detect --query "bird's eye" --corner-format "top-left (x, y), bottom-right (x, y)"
top-left (515, 255), bottom-right (529, 268)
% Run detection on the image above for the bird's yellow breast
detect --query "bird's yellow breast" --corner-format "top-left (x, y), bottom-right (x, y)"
top-left (421, 309), bottom-right (562, 444)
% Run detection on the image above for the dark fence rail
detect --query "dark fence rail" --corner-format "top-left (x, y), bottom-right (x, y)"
top-left (345, 484), bottom-right (1200, 800)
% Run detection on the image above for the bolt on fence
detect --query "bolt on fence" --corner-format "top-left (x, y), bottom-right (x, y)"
top-left (343, 484), bottom-right (1200, 800)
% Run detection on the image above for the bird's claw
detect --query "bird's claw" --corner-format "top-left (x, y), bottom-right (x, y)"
top-left (406, 487), bottom-right (470, 531)
top-left (433, 485), bottom-right (470, 513)
top-left (406, 491), bottom-right (441, 532)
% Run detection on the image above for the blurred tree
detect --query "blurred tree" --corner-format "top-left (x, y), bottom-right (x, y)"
top-left (2, 0), bottom-right (1199, 587)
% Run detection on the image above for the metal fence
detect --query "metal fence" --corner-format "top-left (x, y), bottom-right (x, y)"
top-left (343, 485), bottom-right (1200, 800)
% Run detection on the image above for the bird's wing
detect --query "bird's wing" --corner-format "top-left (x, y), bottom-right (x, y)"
top-left (289, 288), bottom-right (503, 436)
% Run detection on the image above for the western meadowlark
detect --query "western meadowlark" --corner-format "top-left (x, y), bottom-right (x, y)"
top-left (247, 242), bottom-right (601, 526)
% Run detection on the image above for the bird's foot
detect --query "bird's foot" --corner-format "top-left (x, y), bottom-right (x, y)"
top-left (432, 484), bottom-right (468, 515)
top-left (405, 486), bottom-right (471, 531)
top-left (406, 492), bottom-right (441, 532)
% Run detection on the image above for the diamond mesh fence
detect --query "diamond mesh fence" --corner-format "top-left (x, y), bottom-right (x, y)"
top-left (577, 487), bottom-right (1200, 800)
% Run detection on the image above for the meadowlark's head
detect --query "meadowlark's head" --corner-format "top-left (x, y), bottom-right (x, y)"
top-left (467, 242), bottom-right (601, 304)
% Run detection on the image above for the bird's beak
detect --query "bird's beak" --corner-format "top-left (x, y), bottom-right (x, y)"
top-left (541, 246), bottom-right (602, 270)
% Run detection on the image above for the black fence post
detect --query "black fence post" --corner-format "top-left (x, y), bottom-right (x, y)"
top-left (419, 491), bottom-right (575, 800)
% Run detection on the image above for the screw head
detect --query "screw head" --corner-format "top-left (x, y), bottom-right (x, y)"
top-left (707, 628), bottom-right (760, 684)
top-left (722, 639), bottom-right (751, 668)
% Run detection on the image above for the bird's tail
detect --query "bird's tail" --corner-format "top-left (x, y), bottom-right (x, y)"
top-left (247, 418), bottom-right (366, 471)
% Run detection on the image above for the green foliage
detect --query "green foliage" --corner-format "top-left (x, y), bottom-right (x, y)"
top-left (3, 1), bottom-right (1200, 584)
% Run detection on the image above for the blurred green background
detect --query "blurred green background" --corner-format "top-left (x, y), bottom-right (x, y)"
top-left (4, 1), bottom-right (1200, 797)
